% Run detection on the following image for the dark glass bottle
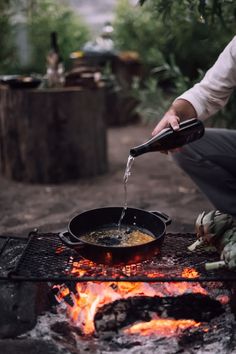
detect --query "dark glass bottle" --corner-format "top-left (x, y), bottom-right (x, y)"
top-left (51, 32), bottom-right (59, 53)
top-left (46, 32), bottom-right (64, 87)
top-left (130, 118), bottom-right (205, 157)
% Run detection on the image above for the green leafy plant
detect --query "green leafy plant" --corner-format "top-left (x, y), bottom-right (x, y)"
top-left (140, 0), bottom-right (236, 27)
top-left (25, 1), bottom-right (90, 74)
top-left (113, 0), bottom-right (236, 127)
top-left (23, 0), bottom-right (89, 73)
top-left (131, 56), bottom-right (191, 124)
top-left (0, 1), bottom-right (17, 74)
top-left (0, 0), bottom-right (90, 74)
top-left (113, 0), bottom-right (166, 70)
top-left (131, 76), bottom-right (172, 124)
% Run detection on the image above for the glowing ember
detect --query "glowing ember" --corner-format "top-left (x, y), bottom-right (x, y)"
top-left (182, 267), bottom-right (199, 278)
top-left (216, 294), bottom-right (230, 305)
top-left (124, 318), bottom-right (201, 337)
top-left (55, 247), bottom-right (65, 254)
top-left (53, 284), bottom-right (70, 303)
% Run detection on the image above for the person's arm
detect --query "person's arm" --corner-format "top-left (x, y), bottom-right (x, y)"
top-left (152, 99), bottom-right (196, 136)
top-left (153, 35), bottom-right (236, 136)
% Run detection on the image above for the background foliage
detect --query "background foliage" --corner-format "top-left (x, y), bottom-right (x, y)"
top-left (1, 0), bottom-right (236, 127)
top-left (26, 1), bottom-right (90, 73)
top-left (113, 0), bottom-right (236, 127)
top-left (0, 0), bottom-right (90, 74)
top-left (0, 1), bottom-right (17, 73)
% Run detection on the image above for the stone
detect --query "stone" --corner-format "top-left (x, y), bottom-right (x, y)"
top-left (0, 281), bottom-right (50, 338)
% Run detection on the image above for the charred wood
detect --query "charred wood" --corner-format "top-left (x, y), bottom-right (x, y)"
top-left (94, 293), bottom-right (224, 334)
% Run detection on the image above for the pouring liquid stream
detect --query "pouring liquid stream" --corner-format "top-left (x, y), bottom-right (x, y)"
top-left (118, 155), bottom-right (135, 230)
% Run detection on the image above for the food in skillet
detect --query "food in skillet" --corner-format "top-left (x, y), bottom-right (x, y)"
top-left (79, 227), bottom-right (155, 247)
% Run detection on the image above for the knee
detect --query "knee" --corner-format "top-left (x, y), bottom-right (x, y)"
top-left (171, 146), bottom-right (199, 170)
top-left (171, 148), bottom-right (189, 167)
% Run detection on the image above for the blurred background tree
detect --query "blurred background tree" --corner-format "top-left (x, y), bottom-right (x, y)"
top-left (113, 0), bottom-right (236, 127)
top-left (1, 0), bottom-right (236, 127)
top-left (0, 1), bottom-right (17, 74)
top-left (0, 0), bottom-right (90, 75)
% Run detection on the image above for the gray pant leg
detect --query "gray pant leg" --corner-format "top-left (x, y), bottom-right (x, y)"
top-left (172, 128), bottom-right (236, 217)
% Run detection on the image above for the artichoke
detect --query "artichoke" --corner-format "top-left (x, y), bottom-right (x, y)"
top-left (205, 241), bottom-right (236, 271)
top-left (188, 210), bottom-right (235, 251)
top-left (214, 227), bottom-right (236, 252)
top-left (221, 242), bottom-right (236, 270)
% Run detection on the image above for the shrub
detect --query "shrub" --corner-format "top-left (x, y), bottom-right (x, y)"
top-left (113, 0), bottom-right (166, 71)
top-left (0, 2), bottom-right (17, 74)
top-left (1, 0), bottom-right (90, 75)
top-left (25, 1), bottom-right (90, 74)
top-left (113, 0), bottom-right (236, 127)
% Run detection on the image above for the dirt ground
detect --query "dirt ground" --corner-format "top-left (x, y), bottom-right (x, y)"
top-left (0, 122), bottom-right (213, 237)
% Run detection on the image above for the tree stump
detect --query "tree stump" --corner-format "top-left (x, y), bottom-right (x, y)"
top-left (0, 87), bottom-right (107, 183)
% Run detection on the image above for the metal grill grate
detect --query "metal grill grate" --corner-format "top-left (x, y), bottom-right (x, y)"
top-left (9, 231), bottom-right (236, 282)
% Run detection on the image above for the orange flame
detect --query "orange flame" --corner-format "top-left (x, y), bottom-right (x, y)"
top-left (182, 268), bottom-right (199, 278)
top-left (53, 284), bottom-right (70, 302)
top-left (56, 265), bottom-right (207, 335)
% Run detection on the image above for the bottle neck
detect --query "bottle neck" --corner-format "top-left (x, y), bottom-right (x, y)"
top-left (130, 143), bottom-right (149, 157)
top-left (50, 32), bottom-right (59, 53)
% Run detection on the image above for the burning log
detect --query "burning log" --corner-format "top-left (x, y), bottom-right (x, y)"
top-left (94, 293), bottom-right (224, 335)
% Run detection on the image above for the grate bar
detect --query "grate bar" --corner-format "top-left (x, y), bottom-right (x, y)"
top-left (5, 275), bottom-right (236, 283)
top-left (0, 237), bottom-right (10, 256)
top-left (9, 231), bottom-right (236, 282)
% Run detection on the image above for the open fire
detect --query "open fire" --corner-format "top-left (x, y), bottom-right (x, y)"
top-left (0, 232), bottom-right (235, 354)
top-left (53, 263), bottom-right (214, 337)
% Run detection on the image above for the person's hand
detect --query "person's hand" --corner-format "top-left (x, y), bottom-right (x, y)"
top-left (151, 109), bottom-right (181, 154)
top-left (152, 109), bottom-right (180, 136)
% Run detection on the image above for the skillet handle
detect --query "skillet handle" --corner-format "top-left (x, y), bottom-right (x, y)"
top-left (149, 211), bottom-right (172, 226)
top-left (58, 231), bottom-right (84, 248)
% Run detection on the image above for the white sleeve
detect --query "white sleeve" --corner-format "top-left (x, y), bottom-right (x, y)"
top-left (176, 36), bottom-right (236, 119)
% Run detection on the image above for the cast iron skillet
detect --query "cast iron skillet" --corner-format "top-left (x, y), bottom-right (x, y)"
top-left (58, 207), bottom-right (171, 265)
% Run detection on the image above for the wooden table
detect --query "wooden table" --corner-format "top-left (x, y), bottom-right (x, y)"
top-left (0, 86), bottom-right (107, 183)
